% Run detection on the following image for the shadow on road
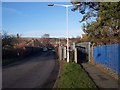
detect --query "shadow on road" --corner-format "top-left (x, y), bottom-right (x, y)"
top-left (3, 50), bottom-right (56, 69)
top-left (2, 50), bottom-right (60, 89)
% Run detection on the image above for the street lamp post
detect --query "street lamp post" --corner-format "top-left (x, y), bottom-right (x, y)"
top-left (48, 4), bottom-right (73, 63)
top-left (66, 6), bottom-right (69, 63)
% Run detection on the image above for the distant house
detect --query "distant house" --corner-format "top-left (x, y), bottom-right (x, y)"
top-left (42, 34), bottom-right (50, 38)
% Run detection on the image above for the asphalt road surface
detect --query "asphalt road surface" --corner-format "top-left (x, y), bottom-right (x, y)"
top-left (2, 50), bottom-right (59, 89)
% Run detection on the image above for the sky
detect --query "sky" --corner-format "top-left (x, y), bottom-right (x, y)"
top-left (2, 2), bottom-right (85, 38)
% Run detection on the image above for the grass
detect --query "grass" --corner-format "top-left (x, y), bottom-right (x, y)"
top-left (57, 61), bottom-right (97, 88)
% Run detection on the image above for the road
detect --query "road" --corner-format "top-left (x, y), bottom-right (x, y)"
top-left (2, 50), bottom-right (59, 88)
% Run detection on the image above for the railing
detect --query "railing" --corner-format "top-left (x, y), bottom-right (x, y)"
top-left (57, 42), bottom-right (91, 63)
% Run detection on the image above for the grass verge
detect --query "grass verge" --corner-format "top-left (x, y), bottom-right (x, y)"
top-left (57, 61), bottom-right (97, 88)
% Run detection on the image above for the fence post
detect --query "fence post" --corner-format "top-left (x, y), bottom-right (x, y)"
top-left (88, 42), bottom-right (91, 62)
top-left (91, 44), bottom-right (94, 60)
top-left (59, 46), bottom-right (62, 60)
top-left (62, 46), bottom-right (66, 60)
top-left (74, 48), bottom-right (77, 63)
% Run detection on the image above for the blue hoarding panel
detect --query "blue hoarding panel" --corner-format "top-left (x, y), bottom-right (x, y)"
top-left (93, 43), bottom-right (120, 75)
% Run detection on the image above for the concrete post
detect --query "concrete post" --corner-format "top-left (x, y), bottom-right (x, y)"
top-left (74, 48), bottom-right (77, 63)
top-left (72, 42), bottom-right (75, 50)
top-left (63, 46), bottom-right (67, 60)
top-left (88, 42), bottom-right (91, 62)
top-left (59, 46), bottom-right (62, 60)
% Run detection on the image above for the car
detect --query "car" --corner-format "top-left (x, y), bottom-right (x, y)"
top-left (48, 47), bottom-right (52, 50)
top-left (43, 47), bottom-right (48, 51)
top-left (52, 49), bottom-right (55, 52)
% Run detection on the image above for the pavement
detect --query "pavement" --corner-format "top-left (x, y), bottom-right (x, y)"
top-left (2, 50), bottom-right (59, 88)
top-left (81, 63), bottom-right (120, 89)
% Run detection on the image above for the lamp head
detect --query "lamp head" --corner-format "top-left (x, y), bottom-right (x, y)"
top-left (48, 4), bottom-right (54, 6)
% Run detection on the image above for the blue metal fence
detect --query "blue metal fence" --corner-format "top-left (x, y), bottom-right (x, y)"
top-left (93, 43), bottom-right (120, 75)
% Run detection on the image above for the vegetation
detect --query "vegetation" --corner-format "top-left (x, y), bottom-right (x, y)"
top-left (2, 32), bottom-right (43, 65)
top-left (57, 61), bottom-right (97, 88)
top-left (71, 1), bottom-right (120, 45)
top-left (2, 32), bottom-right (19, 48)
